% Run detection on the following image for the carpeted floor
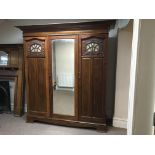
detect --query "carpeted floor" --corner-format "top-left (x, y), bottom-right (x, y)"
top-left (0, 114), bottom-right (127, 135)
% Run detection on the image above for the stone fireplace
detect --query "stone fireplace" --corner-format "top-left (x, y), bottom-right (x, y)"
top-left (0, 69), bottom-right (24, 116)
top-left (0, 81), bottom-right (11, 113)
top-left (0, 44), bottom-right (24, 116)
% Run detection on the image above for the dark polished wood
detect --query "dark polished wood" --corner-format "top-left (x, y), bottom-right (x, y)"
top-left (24, 37), bottom-right (49, 117)
top-left (27, 114), bottom-right (107, 131)
top-left (0, 66), bottom-right (18, 70)
top-left (79, 34), bottom-right (108, 124)
top-left (0, 44), bottom-right (24, 116)
top-left (17, 20), bottom-right (115, 33)
top-left (18, 20), bottom-right (116, 131)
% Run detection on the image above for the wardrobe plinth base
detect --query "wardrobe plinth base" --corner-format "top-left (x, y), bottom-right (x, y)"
top-left (26, 115), bottom-right (107, 132)
top-left (27, 116), bottom-right (35, 123)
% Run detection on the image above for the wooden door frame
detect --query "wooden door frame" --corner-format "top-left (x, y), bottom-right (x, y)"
top-left (78, 33), bottom-right (108, 123)
top-left (47, 35), bottom-right (79, 121)
top-left (127, 19), bottom-right (141, 135)
top-left (24, 37), bottom-right (50, 117)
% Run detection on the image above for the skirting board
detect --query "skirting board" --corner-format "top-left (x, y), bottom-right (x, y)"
top-left (25, 104), bottom-right (27, 112)
top-left (11, 103), bottom-right (14, 111)
top-left (113, 117), bottom-right (127, 129)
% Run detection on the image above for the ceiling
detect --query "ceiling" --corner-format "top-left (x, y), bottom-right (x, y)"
top-left (0, 19), bottom-right (105, 26)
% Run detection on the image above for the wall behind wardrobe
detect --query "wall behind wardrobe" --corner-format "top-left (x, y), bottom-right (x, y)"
top-left (113, 21), bottom-right (133, 129)
top-left (0, 19), bottom-right (101, 44)
top-left (132, 20), bottom-right (155, 134)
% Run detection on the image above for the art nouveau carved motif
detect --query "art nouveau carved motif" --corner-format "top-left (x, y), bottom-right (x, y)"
top-left (30, 44), bottom-right (42, 53)
top-left (82, 38), bottom-right (104, 57)
top-left (27, 40), bottom-right (45, 57)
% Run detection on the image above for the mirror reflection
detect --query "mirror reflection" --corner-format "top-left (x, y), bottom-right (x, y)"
top-left (0, 51), bottom-right (8, 66)
top-left (52, 39), bottom-right (75, 116)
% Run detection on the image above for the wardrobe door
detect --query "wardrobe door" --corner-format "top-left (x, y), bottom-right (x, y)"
top-left (24, 38), bottom-right (49, 117)
top-left (79, 34), bottom-right (108, 124)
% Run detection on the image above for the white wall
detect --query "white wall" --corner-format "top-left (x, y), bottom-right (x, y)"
top-left (131, 20), bottom-right (155, 134)
top-left (113, 21), bottom-right (133, 129)
top-left (0, 19), bottom-right (129, 43)
top-left (0, 19), bottom-right (102, 44)
top-left (0, 20), bottom-right (23, 44)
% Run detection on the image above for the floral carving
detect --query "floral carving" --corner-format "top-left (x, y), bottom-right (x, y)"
top-left (82, 38), bottom-right (104, 57)
top-left (27, 40), bottom-right (45, 57)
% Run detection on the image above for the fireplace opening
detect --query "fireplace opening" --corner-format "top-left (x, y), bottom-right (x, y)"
top-left (0, 81), bottom-right (11, 113)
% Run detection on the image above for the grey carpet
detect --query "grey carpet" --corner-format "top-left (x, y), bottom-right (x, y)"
top-left (0, 114), bottom-right (127, 135)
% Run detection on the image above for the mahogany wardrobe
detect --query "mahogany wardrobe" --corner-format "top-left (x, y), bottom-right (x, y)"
top-left (17, 20), bottom-right (116, 131)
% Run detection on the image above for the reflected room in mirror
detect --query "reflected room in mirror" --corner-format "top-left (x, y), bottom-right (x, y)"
top-left (51, 39), bottom-right (75, 116)
top-left (0, 51), bottom-right (9, 66)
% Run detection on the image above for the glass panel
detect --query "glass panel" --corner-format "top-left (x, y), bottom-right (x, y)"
top-left (30, 44), bottom-right (42, 53)
top-left (52, 39), bottom-right (75, 116)
top-left (0, 51), bottom-right (8, 66)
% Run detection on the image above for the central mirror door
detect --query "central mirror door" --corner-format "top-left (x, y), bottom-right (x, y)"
top-left (50, 36), bottom-right (77, 117)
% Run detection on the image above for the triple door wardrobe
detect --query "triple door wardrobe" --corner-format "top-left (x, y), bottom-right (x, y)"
top-left (17, 20), bottom-right (116, 131)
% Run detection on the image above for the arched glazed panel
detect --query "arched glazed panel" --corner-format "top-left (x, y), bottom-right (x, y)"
top-left (82, 37), bottom-right (104, 57)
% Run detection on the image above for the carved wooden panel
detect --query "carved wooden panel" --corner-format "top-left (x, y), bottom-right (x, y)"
top-left (92, 58), bottom-right (105, 118)
top-left (24, 38), bottom-right (48, 117)
top-left (27, 40), bottom-right (45, 57)
top-left (79, 34), bottom-right (107, 124)
top-left (81, 58), bottom-right (92, 117)
top-left (82, 37), bottom-right (104, 57)
top-left (27, 58), bottom-right (47, 113)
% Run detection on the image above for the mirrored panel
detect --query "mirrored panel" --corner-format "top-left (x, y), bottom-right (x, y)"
top-left (0, 51), bottom-right (8, 66)
top-left (52, 39), bottom-right (75, 116)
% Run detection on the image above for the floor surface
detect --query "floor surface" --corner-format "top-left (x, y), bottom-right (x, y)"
top-left (0, 113), bottom-right (127, 135)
